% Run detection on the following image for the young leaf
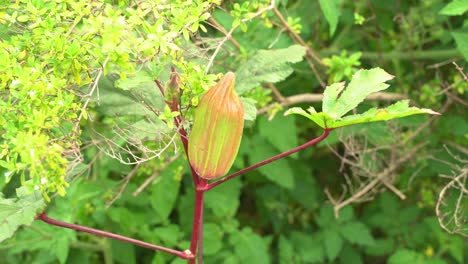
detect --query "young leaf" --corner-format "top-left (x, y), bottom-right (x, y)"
top-left (235, 45), bottom-right (306, 95)
top-left (451, 31), bottom-right (468, 61)
top-left (318, 0), bottom-right (342, 36)
top-left (324, 68), bottom-right (394, 119)
top-left (229, 227), bottom-right (271, 263)
top-left (285, 68), bottom-right (440, 129)
top-left (439, 0), bottom-right (468, 16)
top-left (340, 221), bottom-right (375, 246)
top-left (324, 230), bottom-right (344, 261)
top-left (0, 187), bottom-right (45, 242)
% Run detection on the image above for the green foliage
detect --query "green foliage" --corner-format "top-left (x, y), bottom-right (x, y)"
top-left (235, 45), bottom-right (306, 94)
top-left (451, 32), bottom-right (468, 61)
top-left (439, 0), bottom-right (468, 16)
top-left (0, 0), bottom-right (220, 198)
top-left (0, 186), bottom-right (45, 242)
top-left (322, 51), bottom-right (362, 83)
top-left (2, 0), bottom-right (467, 263)
top-left (318, 0), bottom-right (342, 36)
top-left (286, 68), bottom-right (439, 129)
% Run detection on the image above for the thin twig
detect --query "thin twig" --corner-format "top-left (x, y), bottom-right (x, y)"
top-left (258, 92), bottom-right (407, 114)
top-left (204, 0), bottom-right (276, 74)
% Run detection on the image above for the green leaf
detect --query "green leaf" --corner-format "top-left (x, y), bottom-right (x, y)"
top-left (318, 0), bottom-right (342, 36)
top-left (150, 158), bottom-right (183, 221)
top-left (340, 221), bottom-right (375, 246)
top-left (290, 231), bottom-right (325, 263)
top-left (229, 227), bottom-right (270, 263)
top-left (388, 249), bottom-right (425, 264)
top-left (153, 224), bottom-right (182, 247)
top-left (278, 236), bottom-right (296, 264)
top-left (323, 68), bottom-right (394, 119)
top-left (241, 97), bottom-right (257, 121)
top-left (250, 135), bottom-right (295, 189)
top-left (324, 230), bottom-right (343, 261)
top-left (0, 187), bottom-right (46, 242)
top-left (95, 74), bottom-right (165, 117)
top-left (111, 240), bottom-right (136, 264)
top-left (439, 0), bottom-right (468, 16)
top-left (329, 100), bottom-right (439, 128)
top-left (205, 177), bottom-right (241, 217)
top-left (235, 45), bottom-right (306, 94)
top-left (285, 68), bottom-right (439, 129)
top-left (339, 244), bottom-right (363, 264)
top-left (203, 223), bottom-right (224, 255)
top-left (451, 31), bottom-right (468, 61)
top-left (258, 111), bottom-right (297, 158)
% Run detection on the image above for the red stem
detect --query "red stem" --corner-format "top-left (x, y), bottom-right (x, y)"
top-left (200, 129), bottom-right (332, 191)
top-left (174, 115), bottom-right (199, 186)
top-left (35, 213), bottom-right (194, 259)
top-left (188, 179), bottom-right (207, 264)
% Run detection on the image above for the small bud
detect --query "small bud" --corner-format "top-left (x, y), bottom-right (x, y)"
top-left (188, 72), bottom-right (244, 179)
top-left (165, 66), bottom-right (180, 110)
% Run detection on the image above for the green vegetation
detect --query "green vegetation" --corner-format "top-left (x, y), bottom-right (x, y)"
top-left (1, 0), bottom-right (467, 263)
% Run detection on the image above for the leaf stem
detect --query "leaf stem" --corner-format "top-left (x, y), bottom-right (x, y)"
top-left (200, 129), bottom-right (332, 191)
top-left (35, 213), bottom-right (194, 260)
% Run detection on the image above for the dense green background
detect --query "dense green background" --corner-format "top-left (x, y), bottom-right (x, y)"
top-left (1, 0), bottom-right (467, 263)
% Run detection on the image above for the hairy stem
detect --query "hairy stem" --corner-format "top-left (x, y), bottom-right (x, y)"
top-left (36, 213), bottom-right (194, 259)
top-left (201, 129), bottom-right (332, 191)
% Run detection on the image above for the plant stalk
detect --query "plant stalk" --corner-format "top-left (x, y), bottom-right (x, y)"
top-left (188, 179), bottom-right (207, 264)
top-left (35, 213), bottom-right (194, 260)
top-left (201, 129), bottom-right (332, 191)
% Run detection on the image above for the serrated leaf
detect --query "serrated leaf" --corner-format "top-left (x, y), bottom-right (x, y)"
top-left (286, 68), bottom-right (439, 129)
top-left (330, 100), bottom-right (439, 128)
top-left (439, 0), bottom-right (468, 16)
top-left (115, 71), bottom-right (155, 91)
top-left (258, 112), bottom-right (297, 158)
top-left (284, 107), bottom-right (333, 129)
top-left (290, 231), bottom-right (325, 263)
top-left (229, 227), bottom-right (270, 263)
top-left (340, 221), bottom-right (375, 246)
top-left (324, 230), bottom-right (343, 261)
top-left (150, 158), bottom-right (183, 220)
top-left (95, 74), bottom-right (165, 117)
top-left (205, 177), bottom-right (241, 217)
top-left (0, 187), bottom-right (46, 242)
top-left (241, 97), bottom-right (257, 121)
top-left (203, 223), bottom-right (224, 255)
top-left (318, 0), bottom-right (342, 36)
top-left (250, 135), bottom-right (295, 189)
top-left (235, 45), bottom-right (306, 94)
top-left (451, 31), bottom-right (468, 61)
top-left (325, 68), bottom-right (395, 119)
top-left (388, 249), bottom-right (425, 264)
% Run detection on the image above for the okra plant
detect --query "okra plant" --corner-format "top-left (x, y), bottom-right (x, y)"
top-left (1, 0), bottom-right (465, 263)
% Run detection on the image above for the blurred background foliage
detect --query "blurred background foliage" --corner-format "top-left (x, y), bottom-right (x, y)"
top-left (1, 0), bottom-right (467, 263)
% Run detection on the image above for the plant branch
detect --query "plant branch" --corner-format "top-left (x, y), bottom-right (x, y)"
top-left (322, 49), bottom-right (461, 61)
top-left (258, 92), bottom-right (407, 114)
top-left (201, 129), bottom-right (332, 191)
top-left (35, 213), bottom-right (194, 259)
top-left (272, 7), bottom-right (322, 65)
top-left (271, 6), bottom-right (324, 86)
